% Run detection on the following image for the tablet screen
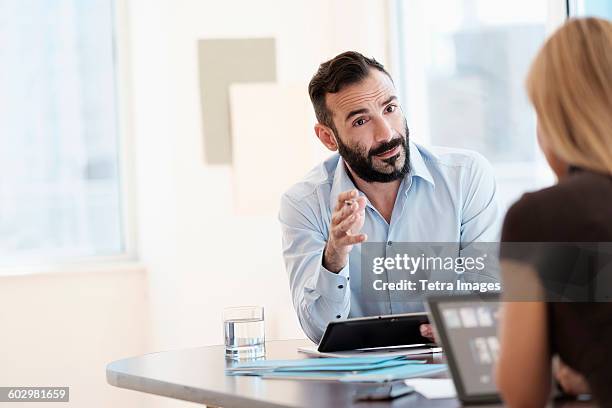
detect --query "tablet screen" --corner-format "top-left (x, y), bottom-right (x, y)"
top-left (430, 296), bottom-right (500, 399)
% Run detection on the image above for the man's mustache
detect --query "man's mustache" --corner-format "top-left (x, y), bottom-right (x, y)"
top-left (369, 136), bottom-right (405, 157)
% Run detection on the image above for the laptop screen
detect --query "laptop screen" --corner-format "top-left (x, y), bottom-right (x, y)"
top-left (428, 295), bottom-right (500, 399)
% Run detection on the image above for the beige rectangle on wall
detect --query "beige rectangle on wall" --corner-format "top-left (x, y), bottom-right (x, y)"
top-left (229, 83), bottom-right (330, 216)
top-left (198, 38), bottom-right (276, 165)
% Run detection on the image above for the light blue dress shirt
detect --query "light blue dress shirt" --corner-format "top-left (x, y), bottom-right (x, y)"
top-left (279, 141), bottom-right (501, 342)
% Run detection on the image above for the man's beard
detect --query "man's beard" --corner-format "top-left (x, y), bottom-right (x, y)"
top-left (334, 123), bottom-right (411, 183)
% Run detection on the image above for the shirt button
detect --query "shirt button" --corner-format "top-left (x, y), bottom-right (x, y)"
top-left (387, 241), bottom-right (393, 246)
top-left (336, 315), bottom-right (341, 319)
top-left (347, 277), bottom-right (350, 281)
top-left (338, 284), bottom-right (344, 289)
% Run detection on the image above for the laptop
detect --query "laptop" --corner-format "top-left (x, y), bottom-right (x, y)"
top-left (427, 293), bottom-right (501, 404)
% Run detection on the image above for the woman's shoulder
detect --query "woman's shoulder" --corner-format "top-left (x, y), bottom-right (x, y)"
top-left (502, 171), bottom-right (612, 242)
top-left (501, 189), bottom-right (548, 242)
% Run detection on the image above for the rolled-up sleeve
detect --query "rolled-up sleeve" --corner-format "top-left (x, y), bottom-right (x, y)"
top-left (279, 193), bottom-right (350, 343)
top-left (459, 152), bottom-right (502, 283)
top-left (460, 152), bottom-right (501, 243)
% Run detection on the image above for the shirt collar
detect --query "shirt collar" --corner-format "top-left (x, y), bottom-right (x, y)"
top-left (329, 155), bottom-right (359, 209)
top-left (408, 140), bottom-right (435, 189)
top-left (329, 141), bottom-right (435, 208)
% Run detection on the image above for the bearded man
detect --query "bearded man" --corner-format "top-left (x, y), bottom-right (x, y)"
top-left (279, 51), bottom-right (500, 343)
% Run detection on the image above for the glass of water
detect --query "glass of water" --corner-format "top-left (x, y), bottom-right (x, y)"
top-left (223, 306), bottom-right (265, 360)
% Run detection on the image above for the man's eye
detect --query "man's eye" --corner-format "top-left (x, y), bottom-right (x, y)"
top-left (385, 104), bottom-right (397, 113)
top-left (353, 118), bottom-right (367, 127)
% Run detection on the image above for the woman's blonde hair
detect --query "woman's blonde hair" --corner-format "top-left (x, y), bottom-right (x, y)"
top-left (527, 17), bottom-right (612, 174)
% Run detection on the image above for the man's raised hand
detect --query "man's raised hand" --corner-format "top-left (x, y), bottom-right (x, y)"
top-left (323, 189), bottom-right (368, 273)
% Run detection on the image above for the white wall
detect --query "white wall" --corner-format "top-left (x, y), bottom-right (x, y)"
top-left (0, 266), bottom-right (153, 408)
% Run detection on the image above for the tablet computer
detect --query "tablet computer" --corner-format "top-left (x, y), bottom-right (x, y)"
top-left (317, 312), bottom-right (431, 352)
top-left (426, 293), bottom-right (501, 404)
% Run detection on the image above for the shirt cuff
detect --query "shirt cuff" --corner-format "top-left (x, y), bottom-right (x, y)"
top-left (314, 263), bottom-right (350, 303)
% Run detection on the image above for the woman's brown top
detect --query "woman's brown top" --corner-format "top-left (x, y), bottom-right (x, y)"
top-left (502, 168), bottom-right (612, 406)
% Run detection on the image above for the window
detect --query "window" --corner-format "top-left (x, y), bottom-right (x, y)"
top-left (392, 0), bottom-right (567, 211)
top-left (569, 0), bottom-right (612, 18)
top-left (0, 0), bottom-right (126, 266)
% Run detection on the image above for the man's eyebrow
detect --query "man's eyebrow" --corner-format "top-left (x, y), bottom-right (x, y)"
top-left (381, 95), bottom-right (398, 106)
top-left (344, 96), bottom-right (398, 122)
top-left (345, 108), bottom-right (369, 122)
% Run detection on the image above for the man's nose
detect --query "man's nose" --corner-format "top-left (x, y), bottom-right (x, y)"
top-left (373, 116), bottom-right (394, 143)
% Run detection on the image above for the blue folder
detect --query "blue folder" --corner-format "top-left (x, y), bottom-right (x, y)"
top-left (226, 355), bottom-right (413, 373)
top-left (226, 355), bottom-right (446, 382)
top-left (258, 363), bottom-right (447, 382)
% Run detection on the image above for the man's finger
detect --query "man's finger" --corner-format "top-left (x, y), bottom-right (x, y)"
top-left (347, 233), bottom-right (367, 245)
top-left (335, 214), bottom-right (356, 235)
top-left (336, 233), bottom-right (367, 246)
top-left (336, 211), bottom-right (364, 234)
top-left (420, 324), bottom-right (435, 341)
top-left (335, 189), bottom-right (358, 211)
top-left (332, 199), bottom-right (361, 225)
top-left (355, 196), bottom-right (367, 211)
top-left (331, 204), bottom-right (358, 226)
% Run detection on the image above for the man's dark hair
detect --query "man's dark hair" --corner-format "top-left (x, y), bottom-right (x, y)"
top-left (308, 51), bottom-right (391, 131)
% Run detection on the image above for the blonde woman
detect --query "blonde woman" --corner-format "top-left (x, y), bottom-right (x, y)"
top-left (496, 17), bottom-right (612, 406)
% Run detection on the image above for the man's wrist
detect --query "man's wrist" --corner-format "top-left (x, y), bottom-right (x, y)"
top-left (323, 243), bottom-right (346, 273)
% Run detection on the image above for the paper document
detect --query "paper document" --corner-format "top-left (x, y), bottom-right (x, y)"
top-left (404, 378), bottom-right (457, 399)
top-left (297, 345), bottom-right (442, 358)
top-left (226, 355), bottom-right (446, 382)
top-left (226, 356), bottom-right (422, 374)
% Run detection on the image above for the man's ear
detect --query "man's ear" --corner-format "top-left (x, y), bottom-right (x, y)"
top-left (314, 123), bottom-right (338, 152)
